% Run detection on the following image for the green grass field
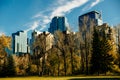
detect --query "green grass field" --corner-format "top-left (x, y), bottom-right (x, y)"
top-left (0, 76), bottom-right (120, 80)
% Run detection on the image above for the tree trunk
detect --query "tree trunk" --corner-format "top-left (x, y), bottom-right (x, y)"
top-left (37, 61), bottom-right (40, 76)
top-left (85, 31), bottom-right (88, 75)
top-left (70, 48), bottom-right (74, 75)
top-left (63, 51), bottom-right (67, 76)
top-left (42, 54), bottom-right (45, 76)
top-left (57, 54), bottom-right (60, 76)
top-left (80, 44), bottom-right (85, 74)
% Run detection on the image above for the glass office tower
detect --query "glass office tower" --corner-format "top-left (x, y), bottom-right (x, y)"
top-left (79, 11), bottom-right (103, 28)
top-left (48, 16), bottom-right (68, 34)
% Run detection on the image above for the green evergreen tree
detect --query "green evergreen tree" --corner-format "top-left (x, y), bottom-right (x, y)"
top-left (90, 27), bottom-right (101, 74)
top-left (99, 36), bottom-right (113, 74)
top-left (7, 55), bottom-right (16, 76)
top-left (0, 58), bottom-right (8, 77)
top-left (91, 27), bottom-right (114, 75)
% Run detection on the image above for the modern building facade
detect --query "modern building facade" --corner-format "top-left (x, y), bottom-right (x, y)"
top-left (30, 30), bottom-right (53, 54)
top-left (79, 11), bottom-right (103, 28)
top-left (12, 31), bottom-right (28, 54)
top-left (48, 16), bottom-right (69, 34)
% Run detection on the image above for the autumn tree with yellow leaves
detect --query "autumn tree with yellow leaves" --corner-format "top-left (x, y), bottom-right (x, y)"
top-left (0, 34), bottom-right (11, 57)
top-left (0, 34), bottom-right (15, 77)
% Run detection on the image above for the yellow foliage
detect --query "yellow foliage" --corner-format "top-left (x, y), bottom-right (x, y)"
top-left (30, 64), bottom-right (38, 73)
top-left (73, 54), bottom-right (81, 71)
top-left (0, 34), bottom-right (11, 48)
top-left (112, 65), bottom-right (120, 73)
top-left (0, 34), bottom-right (11, 56)
top-left (108, 40), bottom-right (117, 59)
top-left (16, 67), bottom-right (20, 75)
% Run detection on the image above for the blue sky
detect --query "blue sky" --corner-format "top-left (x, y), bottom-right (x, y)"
top-left (0, 0), bottom-right (120, 36)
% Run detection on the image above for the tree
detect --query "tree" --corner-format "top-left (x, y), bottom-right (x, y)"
top-left (7, 55), bottom-right (16, 76)
top-left (91, 26), bottom-right (115, 75)
top-left (67, 33), bottom-right (75, 75)
top-left (0, 34), bottom-right (11, 65)
top-left (0, 55), bottom-right (16, 77)
top-left (90, 27), bottom-right (100, 74)
top-left (46, 47), bottom-right (60, 76)
top-left (0, 34), bottom-right (11, 77)
top-left (54, 30), bottom-right (81, 76)
top-left (0, 57), bottom-right (7, 77)
top-left (0, 34), bottom-right (11, 57)
top-left (99, 36), bottom-right (113, 74)
top-left (32, 32), bottom-right (51, 76)
top-left (54, 31), bottom-right (68, 76)
top-left (79, 16), bottom-right (94, 74)
top-left (66, 32), bottom-right (80, 75)
top-left (114, 24), bottom-right (120, 68)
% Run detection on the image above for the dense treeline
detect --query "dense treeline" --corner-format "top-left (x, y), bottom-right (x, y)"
top-left (0, 24), bottom-right (120, 77)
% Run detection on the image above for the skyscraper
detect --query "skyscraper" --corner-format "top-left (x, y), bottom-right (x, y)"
top-left (48, 16), bottom-right (69, 34)
top-left (12, 30), bottom-right (28, 54)
top-left (79, 10), bottom-right (103, 28)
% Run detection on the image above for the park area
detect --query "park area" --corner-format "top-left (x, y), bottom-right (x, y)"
top-left (0, 76), bottom-right (120, 80)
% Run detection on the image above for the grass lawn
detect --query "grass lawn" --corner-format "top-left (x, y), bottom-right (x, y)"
top-left (0, 76), bottom-right (120, 80)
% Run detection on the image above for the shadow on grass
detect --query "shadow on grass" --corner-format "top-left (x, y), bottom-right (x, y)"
top-left (69, 78), bottom-right (120, 80)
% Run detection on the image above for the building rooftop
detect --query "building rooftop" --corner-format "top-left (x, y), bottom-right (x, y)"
top-left (80, 10), bottom-right (101, 17)
top-left (12, 30), bottom-right (25, 36)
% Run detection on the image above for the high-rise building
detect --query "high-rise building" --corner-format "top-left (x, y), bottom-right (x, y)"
top-left (48, 16), bottom-right (69, 34)
top-left (12, 30), bottom-right (28, 54)
top-left (30, 30), bottom-right (53, 54)
top-left (79, 11), bottom-right (103, 28)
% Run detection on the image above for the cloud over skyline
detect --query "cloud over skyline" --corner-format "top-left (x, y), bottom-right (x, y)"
top-left (26, 0), bottom-right (104, 32)
top-left (25, 21), bottom-right (40, 32)
top-left (82, 0), bottom-right (104, 11)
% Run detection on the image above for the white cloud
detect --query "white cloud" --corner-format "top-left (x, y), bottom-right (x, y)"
top-left (50, 0), bottom-right (88, 18)
top-left (25, 21), bottom-right (40, 32)
top-left (26, 0), bottom-right (89, 32)
top-left (82, 0), bottom-right (104, 11)
top-left (31, 21), bottom-right (39, 30)
top-left (0, 31), bottom-right (5, 36)
top-left (91, 0), bottom-right (101, 7)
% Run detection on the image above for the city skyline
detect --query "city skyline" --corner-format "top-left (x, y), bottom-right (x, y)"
top-left (0, 0), bottom-right (120, 36)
